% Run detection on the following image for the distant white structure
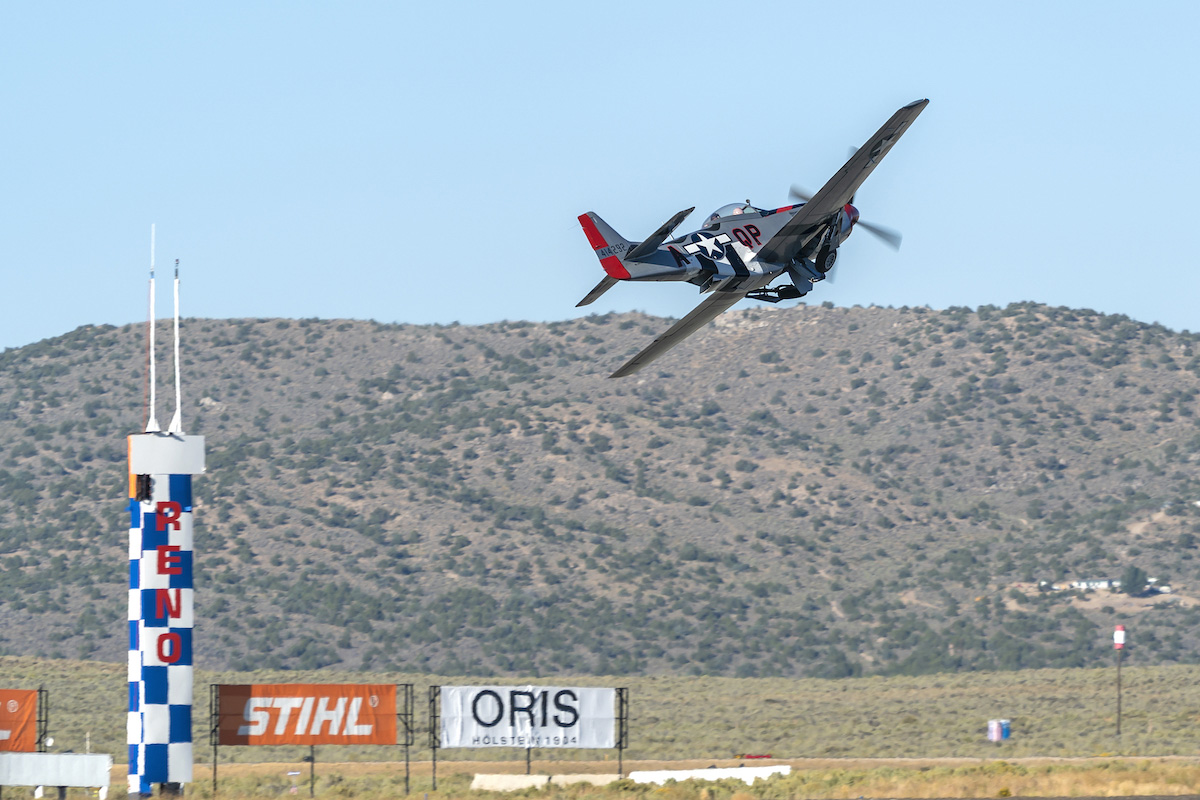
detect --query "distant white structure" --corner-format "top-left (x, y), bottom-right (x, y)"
top-left (0, 753), bottom-right (111, 795)
top-left (1071, 579), bottom-right (1117, 591)
top-left (1044, 577), bottom-right (1173, 595)
top-left (629, 766), bottom-right (790, 785)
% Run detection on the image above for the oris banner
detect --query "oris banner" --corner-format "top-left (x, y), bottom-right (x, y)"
top-left (0, 689), bottom-right (39, 752)
top-left (217, 684), bottom-right (397, 746)
top-left (440, 686), bottom-right (615, 748)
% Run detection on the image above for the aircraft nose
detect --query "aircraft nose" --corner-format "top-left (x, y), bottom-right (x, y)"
top-left (845, 204), bottom-right (860, 224)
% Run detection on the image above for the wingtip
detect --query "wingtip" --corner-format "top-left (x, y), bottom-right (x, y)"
top-left (608, 365), bottom-right (638, 379)
top-left (608, 357), bottom-right (645, 379)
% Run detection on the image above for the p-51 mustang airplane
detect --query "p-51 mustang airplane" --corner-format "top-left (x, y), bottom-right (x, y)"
top-left (577, 98), bottom-right (928, 379)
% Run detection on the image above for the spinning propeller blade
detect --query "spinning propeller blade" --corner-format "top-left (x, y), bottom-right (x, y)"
top-left (789, 185), bottom-right (813, 203)
top-left (857, 220), bottom-right (903, 250)
top-left (789, 185), bottom-right (902, 250)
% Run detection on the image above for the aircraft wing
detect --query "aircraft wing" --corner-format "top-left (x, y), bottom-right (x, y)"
top-left (758, 98), bottom-right (929, 265)
top-left (609, 288), bottom-right (746, 378)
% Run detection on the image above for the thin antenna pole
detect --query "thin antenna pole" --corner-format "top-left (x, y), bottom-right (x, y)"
top-left (146, 224), bottom-right (160, 432)
top-left (169, 259), bottom-right (183, 433)
top-left (143, 268), bottom-right (150, 431)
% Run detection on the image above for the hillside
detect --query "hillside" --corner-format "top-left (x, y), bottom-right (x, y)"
top-left (1, 302), bottom-right (1199, 677)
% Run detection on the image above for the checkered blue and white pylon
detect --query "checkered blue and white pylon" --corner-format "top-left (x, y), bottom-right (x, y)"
top-left (128, 472), bottom-right (195, 793)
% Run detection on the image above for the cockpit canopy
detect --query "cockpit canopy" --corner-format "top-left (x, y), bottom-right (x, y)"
top-left (704, 202), bottom-right (762, 229)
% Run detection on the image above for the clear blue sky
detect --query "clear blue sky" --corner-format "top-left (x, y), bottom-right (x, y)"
top-left (2, 1), bottom-right (1197, 351)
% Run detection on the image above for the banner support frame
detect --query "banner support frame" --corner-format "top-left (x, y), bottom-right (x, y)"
top-left (397, 683), bottom-right (414, 795)
top-left (427, 686), bottom-right (440, 791)
top-left (305, 745), bottom-right (315, 798)
top-left (616, 687), bottom-right (629, 779)
top-left (36, 686), bottom-right (49, 753)
top-left (209, 684), bottom-right (220, 796)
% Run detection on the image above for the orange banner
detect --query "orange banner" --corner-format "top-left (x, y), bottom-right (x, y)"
top-left (0, 689), bottom-right (39, 752)
top-left (217, 684), bottom-right (396, 746)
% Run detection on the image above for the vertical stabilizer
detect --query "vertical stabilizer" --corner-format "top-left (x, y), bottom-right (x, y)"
top-left (577, 212), bottom-right (632, 279)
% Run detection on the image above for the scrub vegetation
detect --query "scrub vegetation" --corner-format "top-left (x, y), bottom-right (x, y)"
top-left (2, 303), bottom-right (1200, 680)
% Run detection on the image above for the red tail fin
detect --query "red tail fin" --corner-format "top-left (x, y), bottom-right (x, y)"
top-left (577, 212), bottom-right (631, 280)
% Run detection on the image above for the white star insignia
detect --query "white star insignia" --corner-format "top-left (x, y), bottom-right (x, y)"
top-left (684, 233), bottom-right (731, 259)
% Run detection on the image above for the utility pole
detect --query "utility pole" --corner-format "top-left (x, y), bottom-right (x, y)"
top-left (1114, 624), bottom-right (1126, 736)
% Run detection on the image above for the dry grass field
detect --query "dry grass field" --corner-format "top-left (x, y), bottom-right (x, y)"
top-left (99, 757), bottom-right (1200, 799)
top-left (6, 656), bottom-right (1200, 763)
top-left (9, 656), bottom-right (1200, 796)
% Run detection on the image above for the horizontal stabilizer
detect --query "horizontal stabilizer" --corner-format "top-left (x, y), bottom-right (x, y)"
top-left (577, 275), bottom-right (618, 307)
top-left (624, 207), bottom-right (695, 261)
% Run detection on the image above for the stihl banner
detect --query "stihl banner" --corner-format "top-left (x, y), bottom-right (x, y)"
top-left (440, 686), bottom-right (615, 748)
top-left (0, 689), bottom-right (39, 752)
top-left (217, 684), bottom-right (396, 746)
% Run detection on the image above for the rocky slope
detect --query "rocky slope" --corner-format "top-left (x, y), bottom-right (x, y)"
top-left (1, 302), bottom-right (1198, 677)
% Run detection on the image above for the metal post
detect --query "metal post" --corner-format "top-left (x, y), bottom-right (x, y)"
top-left (1116, 647), bottom-right (1123, 736)
top-left (400, 684), bottom-right (413, 796)
top-left (525, 746), bottom-right (531, 775)
top-left (37, 686), bottom-right (49, 753)
top-left (616, 688), bottom-right (629, 779)
top-left (309, 746), bottom-right (316, 797)
top-left (210, 684), bottom-right (219, 797)
top-left (428, 687), bottom-right (440, 791)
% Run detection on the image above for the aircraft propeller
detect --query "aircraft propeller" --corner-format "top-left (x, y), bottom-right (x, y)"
top-left (789, 185), bottom-right (903, 251)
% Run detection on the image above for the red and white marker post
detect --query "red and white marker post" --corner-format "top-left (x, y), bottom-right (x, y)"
top-left (1114, 624), bottom-right (1126, 736)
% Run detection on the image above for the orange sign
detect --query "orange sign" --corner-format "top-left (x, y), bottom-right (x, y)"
top-left (217, 684), bottom-right (396, 746)
top-left (0, 689), bottom-right (38, 752)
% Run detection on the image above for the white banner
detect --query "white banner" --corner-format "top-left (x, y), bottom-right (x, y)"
top-left (0, 753), bottom-right (113, 787)
top-left (440, 686), bottom-right (615, 749)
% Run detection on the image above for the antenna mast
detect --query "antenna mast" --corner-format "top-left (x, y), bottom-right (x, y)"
top-left (146, 224), bottom-right (160, 432)
top-left (168, 259), bottom-right (183, 433)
